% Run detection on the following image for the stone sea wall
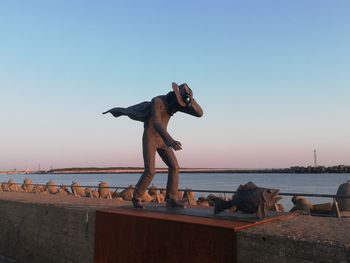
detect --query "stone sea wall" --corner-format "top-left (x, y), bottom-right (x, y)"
top-left (0, 200), bottom-right (95, 263)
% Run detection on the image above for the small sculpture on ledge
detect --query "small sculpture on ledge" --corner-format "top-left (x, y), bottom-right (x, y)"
top-left (213, 182), bottom-right (281, 218)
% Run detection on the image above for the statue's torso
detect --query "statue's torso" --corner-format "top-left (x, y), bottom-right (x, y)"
top-left (144, 96), bottom-right (172, 139)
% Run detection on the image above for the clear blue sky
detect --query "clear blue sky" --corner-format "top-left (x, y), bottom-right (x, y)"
top-left (0, 1), bottom-right (349, 170)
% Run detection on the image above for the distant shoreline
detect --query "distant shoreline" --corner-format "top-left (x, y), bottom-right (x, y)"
top-left (49, 168), bottom-right (291, 174)
top-left (2, 168), bottom-right (287, 175)
top-left (1, 165), bottom-right (349, 175)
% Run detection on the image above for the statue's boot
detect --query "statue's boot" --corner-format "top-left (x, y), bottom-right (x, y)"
top-left (132, 198), bottom-right (144, 209)
top-left (166, 199), bottom-right (186, 208)
top-left (214, 199), bottom-right (232, 215)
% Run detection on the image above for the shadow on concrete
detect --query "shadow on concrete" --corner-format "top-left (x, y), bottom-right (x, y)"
top-left (0, 255), bottom-right (17, 263)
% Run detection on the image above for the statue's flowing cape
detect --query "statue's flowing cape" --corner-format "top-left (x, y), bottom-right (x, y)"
top-left (103, 101), bottom-right (151, 122)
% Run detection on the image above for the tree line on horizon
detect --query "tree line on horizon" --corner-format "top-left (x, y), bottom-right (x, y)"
top-left (2, 165), bottom-right (349, 174)
top-left (289, 165), bottom-right (350, 174)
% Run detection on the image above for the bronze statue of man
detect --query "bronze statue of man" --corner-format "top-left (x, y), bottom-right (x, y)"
top-left (103, 82), bottom-right (203, 208)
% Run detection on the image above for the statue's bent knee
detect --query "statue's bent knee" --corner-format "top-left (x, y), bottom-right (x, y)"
top-left (168, 165), bottom-right (180, 173)
top-left (143, 168), bottom-right (155, 178)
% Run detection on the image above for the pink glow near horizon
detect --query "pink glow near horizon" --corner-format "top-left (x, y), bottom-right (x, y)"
top-left (1, 141), bottom-right (349, 170)
top-left (1, 1), bottom-right (350, 170)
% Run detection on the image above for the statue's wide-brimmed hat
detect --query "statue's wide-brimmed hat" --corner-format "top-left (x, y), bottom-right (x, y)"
top-left (172, 82), bottom-right (203, 117)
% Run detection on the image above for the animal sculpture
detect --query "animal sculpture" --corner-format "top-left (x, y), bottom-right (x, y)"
top-left (214, 182), bottom-right (281, 218)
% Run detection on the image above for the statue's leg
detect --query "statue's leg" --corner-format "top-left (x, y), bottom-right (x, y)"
top-left (157, 146), bottom-right (179, 201)
top-left (133, 136), bottom-right (156, 202)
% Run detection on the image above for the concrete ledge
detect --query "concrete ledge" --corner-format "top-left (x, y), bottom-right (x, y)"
top-left (0, 192), bottom-right (126, 263)
top-left (0, 201), bottom-right (95, 263)
top-left (237, 216), bottom-right (350, 263)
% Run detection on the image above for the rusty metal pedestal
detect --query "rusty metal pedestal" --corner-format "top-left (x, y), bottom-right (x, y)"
top-left (94, 206), bottom-right (293, 263)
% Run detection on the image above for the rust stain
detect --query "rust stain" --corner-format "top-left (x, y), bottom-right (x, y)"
top-left (94, 208), bottom-right (296, 263)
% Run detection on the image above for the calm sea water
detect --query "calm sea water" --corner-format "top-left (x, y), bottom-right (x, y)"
top-left (2, 173), bottom-right (350, 210)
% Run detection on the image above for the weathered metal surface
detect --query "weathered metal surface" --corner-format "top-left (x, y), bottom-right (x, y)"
top-left (138, 204), bottom-right (293, 225)
top-left (94, 206), bottom-right (295, 263)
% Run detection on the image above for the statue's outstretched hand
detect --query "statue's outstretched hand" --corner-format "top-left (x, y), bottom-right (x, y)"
top-left (170, 141), bottom-right (182, 151)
